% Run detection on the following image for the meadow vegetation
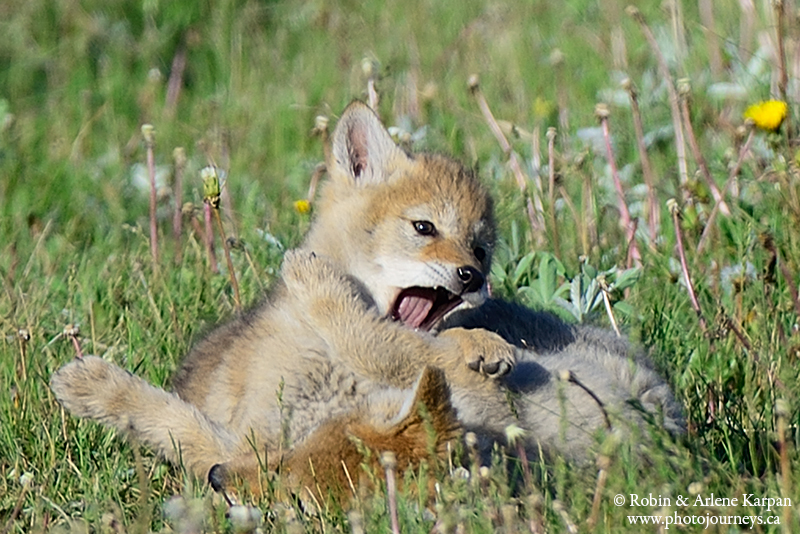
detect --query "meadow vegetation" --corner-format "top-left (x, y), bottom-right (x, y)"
top-left (2, 0), bottom-right (800, 531)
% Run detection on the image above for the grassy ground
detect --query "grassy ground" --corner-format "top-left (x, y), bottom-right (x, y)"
top-left (2, 0), bottom-right (800, 531)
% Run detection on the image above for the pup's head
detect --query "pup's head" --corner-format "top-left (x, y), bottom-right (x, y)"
top-left (305, 101), bottom-right (494, 331)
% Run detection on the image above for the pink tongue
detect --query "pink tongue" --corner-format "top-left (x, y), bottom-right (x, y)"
top-left (396, 294), bottom-right (434, 328)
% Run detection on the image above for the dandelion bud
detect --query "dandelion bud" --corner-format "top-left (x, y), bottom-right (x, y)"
top-left (380, 451), bottom-right (397, 470)
top-left (594, 103), bottom-right (610, 120)
top-left (201, 167), bottom-right (220, 208)
top-left (549, 48), bottom-right (564, 66)
top-left (467, 74), bottom-right (480, 93)
top-left (141, 124), bottom-right (155, 146)
top-left (666, 198), bottom-right (680, 216)
top-left (313, 115), bottom-right (329, 135)
top-left (677, 78), bottom-right (691, 97)
top-left (621, 77), bottom-right (633, 94)
top-left (173, 147), bottom-right (186, 167)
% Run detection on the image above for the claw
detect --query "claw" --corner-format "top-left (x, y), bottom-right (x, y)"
top-left (497, 361), bottom-right (511, 377)
top-left (483, 360), bottom-right (500, 375)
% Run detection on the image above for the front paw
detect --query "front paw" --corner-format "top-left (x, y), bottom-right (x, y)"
top-left (281, 249), bottom-right (368, 316)
top-left (440, 327), bottom-right (516, 378)
top-left (281, 249), bottom-right (339, 292)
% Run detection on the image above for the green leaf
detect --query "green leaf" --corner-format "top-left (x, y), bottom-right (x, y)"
top-left (517, 286), bottom-right (542, 308)
top-left (553, 296), bottom-right (580, 321)
top-left (537, 253), bottom-right (558, 303)
top-left (510, 220), bottom-right (520, 259)
top-left (513, 251), bottom-right (536, 287)
top-left (491, 261), bottom-right (508, 288)
top-left (612, 301), bottom-right (636, 317)
top-left (614, 267), bottom-right (642, 291)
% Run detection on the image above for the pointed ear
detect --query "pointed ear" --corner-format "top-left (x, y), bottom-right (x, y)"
top-left (329, 101), bottom-right (409, 186)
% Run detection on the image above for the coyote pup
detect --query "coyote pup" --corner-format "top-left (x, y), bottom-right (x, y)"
top-left (51, 101), bottom-right (516, 497)
top-left (51, 101), bottom-right (681, 499)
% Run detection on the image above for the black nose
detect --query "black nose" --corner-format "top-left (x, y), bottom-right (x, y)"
top-left (457, 266), bottom-right (485, 294)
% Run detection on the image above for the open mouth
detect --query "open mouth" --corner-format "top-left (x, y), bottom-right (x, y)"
top-left (391, 287), bottom-right (463, 331)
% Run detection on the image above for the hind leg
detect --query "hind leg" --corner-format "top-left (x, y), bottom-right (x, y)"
top-left (51, 356), bottom-right (238, 477)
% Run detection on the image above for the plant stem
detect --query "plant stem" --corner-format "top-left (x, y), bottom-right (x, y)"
top-left (142, 124), bottom-right (158, 267)
top-left (203, 202), bottom-right (218, 273)
top-left (213, 206), bottom-right (241, 313)
top-left (468, 74), bottom-right (545, 243)
top-left (627, 6), bottom-right (690, 201)
top-left (381, 452), bottom-right (401, 534)
top-left (774, 0), bottom-right (792, 143)
top-left (678, 80), bottom-right (729, 215)
top-left (596, 103), bottom-right (641, 267)
top-left (668, 199), bottom-right (706, 330)
top-left (588, 455), bottom-right (611, 529)
top-left (623, 78), bottom-right (660, 243)
top-left (173, 147), bottom-right (186, 264)
top-left (546, 127), bottom-right (561, 258)
top-left (697, 126), bottom-right (755, 254)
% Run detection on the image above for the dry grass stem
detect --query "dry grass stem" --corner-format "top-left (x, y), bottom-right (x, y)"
top-left (678, 80), bottom-right (729, 215)
top-left (381, 452), bottom-right (401, 534)
top-left (627, 6), bottom-right (690, 200)
top-left (65, 324), bottom-right (83, 360)
top-left (468, 74), bottom-right (545, 241)
top-left (203, 202), bottom-right (218, 273)
top-left (739, 0), bottom-right (756, 62)
top-left (213, 209), bottom-right (242, 312)
top-left (203, 166), bottom-right (241, 312)
top-left (774, 0), bottom-right (792, 143)
top-left (546, 127), bottom-right (561, 258)
top-left (142, 124), bottom-right (159, 266)
top-left (172, 147), bottom-right (186, 263)
top-left (16, 329), bottom-right (28, 382)
top-left (623, 78), bottom-right (660, 242)
top-left (596, 103), bottom-right (641, 267)
top-left (1, 474), bottom-right (32, 534)
top-left (668, 199), bottom-right (707, 330)
top-left (724, 317), bottom-right (753, 354)
top-left (587, 455), bottom-right (611, 529)
top-left (776, 399), bottom-right (793, 531)
top-left (697, 125), bottom-right (755, 254)
top-left (552, 500), bottom-right (578, 534)
top-left (699, 0), bottom-right (723, 79)
top-left (165, 45), bottom-right (187, 117)
top-left (762, 233), bottom-right (800, 320)
top-left (601, 287), bottom-right (621, 337)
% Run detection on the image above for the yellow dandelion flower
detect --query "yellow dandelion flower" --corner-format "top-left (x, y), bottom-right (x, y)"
top-left (532, 97), bottom-right (552, 120)
top-left (743, 100), bottom-right (787, 132)
top-left (293, 199), bottom-right (311, 214)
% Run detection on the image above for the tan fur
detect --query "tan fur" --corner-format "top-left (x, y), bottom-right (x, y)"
top-left (209, 366), bottom-right (460, 502)
top-left (51, 101), bottom-right (682, 503)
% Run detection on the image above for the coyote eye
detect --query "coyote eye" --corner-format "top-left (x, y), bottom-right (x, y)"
top-left (473, 246), bottom-right (487, 262)
top-left (413, 220), bottom-right (437, 236)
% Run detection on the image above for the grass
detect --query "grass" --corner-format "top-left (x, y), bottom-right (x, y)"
top-left (2, 0), bottom-right (800, 531)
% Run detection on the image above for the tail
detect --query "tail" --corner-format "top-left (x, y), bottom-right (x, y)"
top-left (50, 356), bottom-right (237, 478)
